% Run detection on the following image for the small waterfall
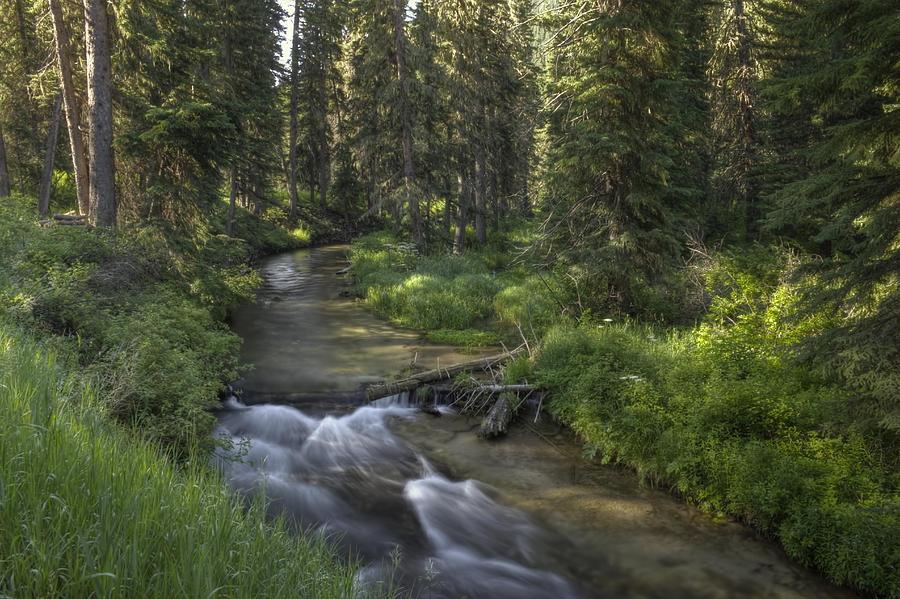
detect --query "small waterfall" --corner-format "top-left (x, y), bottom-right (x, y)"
top-left (214, 399), bottom-right (588, 598)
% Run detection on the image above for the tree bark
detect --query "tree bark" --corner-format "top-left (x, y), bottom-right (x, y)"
top-left (474, 101), bottom-right (487, 245)
top-left (394, 0), bottom-right (424, 248)
top-left (38, 95), bottom-right (63, 216)
top-left (14, 0), bottom-right (42, 157)
top-left (287, 0), bottom-right (301, 219)
top-left (0, 123), bottom-right (10, 198)
top-left (84, 0), bottom-right (116, 227)
top-left (733, 0), bottom-right (757, 238)
top-left (49, 0), bottom-right (90, 216)
top-left (317, 75), bottom-right (329, 211)
top-left (480, 394), bottom-right (513, 438)
top-left (453, 170), bottom-right (470, 254)
top-left (227, 167), bottom-right (237, 237)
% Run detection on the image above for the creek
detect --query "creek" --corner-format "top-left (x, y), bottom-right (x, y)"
top-left (216, 245), bottom-right (855, 599)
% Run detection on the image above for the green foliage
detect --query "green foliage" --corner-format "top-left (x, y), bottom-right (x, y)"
top-left (493, 274), bottom-right (562, 334)
top-left (425, 328), bottom-right (501, 349)
top-left (0, 326), bottom-right (372, 598)
top-left (0, 196), bottom-right (258, 457)
top-left (350, 231), bottom-right (504, 330)
top-left (535, 282), bottom-right (899, 597)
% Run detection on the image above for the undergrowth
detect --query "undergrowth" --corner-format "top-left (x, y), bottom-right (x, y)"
top-left (348, 230), bottom-right (562, 343)
top-left (533, 253), bottom-right (900, 598)
top-left (0, 325), bottom-right (374, 598)
top-left (0, 194), bottom-right (314, 457)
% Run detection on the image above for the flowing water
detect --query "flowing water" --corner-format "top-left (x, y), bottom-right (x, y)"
top-left (217, 246), bottom-right (856, 599)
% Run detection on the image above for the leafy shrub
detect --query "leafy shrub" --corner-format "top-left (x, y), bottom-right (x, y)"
top-left (535, 312), bottom-right (899, 596)
top-left (0, 195), bottom-right (254, 457)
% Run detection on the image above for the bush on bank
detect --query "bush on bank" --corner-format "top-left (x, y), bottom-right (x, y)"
top-left (0, 194), bottom-right (314, 456)
top-left (0, 326), bottom-right (366, 598)
top-left (349, 231), bottom-right (562, 341)
top-left (533, 257), bottom-right (900, 598)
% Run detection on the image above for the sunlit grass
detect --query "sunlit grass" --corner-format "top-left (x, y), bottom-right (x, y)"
top-left (0, 325), bottom-right (379, 599)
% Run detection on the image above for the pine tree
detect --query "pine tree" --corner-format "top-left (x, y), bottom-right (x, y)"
top-left (762, 0), bottom-right (900, 431)
top-left (540, 0), bottom-right (702, 313)
top-left (292, 0), bottom-right (343, 212)
top-left (706, 0), bottom-right (761, 239)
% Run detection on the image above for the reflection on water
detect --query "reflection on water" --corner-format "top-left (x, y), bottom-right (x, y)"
top-left (220, 246), bottom-right (856, 599)
top-left (231, 246), bottom-right (484, 402)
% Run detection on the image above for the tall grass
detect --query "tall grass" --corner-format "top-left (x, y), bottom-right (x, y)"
top-left (348, 231), bottom-right (562, 339)
top-left (0, 326), bottom-right (374, 598)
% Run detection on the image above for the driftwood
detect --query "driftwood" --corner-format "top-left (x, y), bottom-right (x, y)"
top-left (479, 394), bottom-right (514, 438)
top-left (365, 348), bottom-right (523, 401)
top-left (41, 213), bottom-right (88, 227)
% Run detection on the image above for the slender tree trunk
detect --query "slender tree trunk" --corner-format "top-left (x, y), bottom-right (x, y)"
top-left (226, 167), bottom-right (237, 237)
top-left (14, 0), bottom-right (42, 158)
top-left (0, 124), bottom-right (10, 198)
top-left (734, 0), bottom-right (757, 237)
top-left (38, 95), bottom-right (63, 216)
top-left (474, 137), bottom-right (486, 245)
top-left (317, 75), bottom-right (329, 211)
top-left (394, 0), bottom-right (423, 248)
top-left (287, 0), bottom-right (301, 219)
top-left (84, 0), bottom-right (116, 227)
top-left (224, 0), bottom-right (239, 235)
top-left (49, 0), bottom-right (90, 216)
top-left (454, 171), bottom-right (470, 254)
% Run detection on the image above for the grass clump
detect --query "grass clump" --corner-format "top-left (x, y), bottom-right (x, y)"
top-left (349, 232), bottom-right (503, 331)
top-left (348, 231), bottom-right (563, 345)
top-left (0, 326), bottom-right (370, 598)
top-left (425, 328), bottom-right (502, 349)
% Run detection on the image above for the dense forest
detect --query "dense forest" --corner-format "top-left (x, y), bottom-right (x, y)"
top-left (1, 0), bottom-right (898, 597)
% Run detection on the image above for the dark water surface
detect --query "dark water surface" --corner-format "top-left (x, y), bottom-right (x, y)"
top-left (217, 246), bottom-right (856, 599)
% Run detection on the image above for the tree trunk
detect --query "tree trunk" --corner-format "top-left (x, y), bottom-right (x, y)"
top-left (226, 167), bottom-right (237, 237)
top-left (0, 124), bottom-right (10, 198)
top-left (14, 0), bottom-right (42, 158)
top-left (49, 0), bottom-right (90, 216)
top-left (365, 348), bottom-right (523, 401)
top-left (317, 78), bottom-right (329, 211)
top-left (287, 0), bottom-right (301, 219)
top-left (84, 0), bottom-right (116, 227)
top-left (394, 0), bottom-right (424, 248)
top-left (474, 102), bottom-right (487, 245)
top-left (734, 0), bottom-right (758, 238)
top-left (454, 171), bottom-right (469, 254)
top-left (38, 95), bottom-right (63, 216)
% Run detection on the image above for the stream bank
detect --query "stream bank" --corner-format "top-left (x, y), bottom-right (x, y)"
top-left (220, 245), bottom-right (857, 598)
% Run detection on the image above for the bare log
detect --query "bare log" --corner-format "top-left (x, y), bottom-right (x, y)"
top-left (479, 395), bottom-right (513, 438)
top-left (365, 348), bottom-right (523, 401)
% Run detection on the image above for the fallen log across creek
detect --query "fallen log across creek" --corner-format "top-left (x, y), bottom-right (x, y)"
top-left (364, 347), bottom-right (525, 401)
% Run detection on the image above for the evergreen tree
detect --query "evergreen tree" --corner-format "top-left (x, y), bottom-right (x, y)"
top-left (706, 0), bottom-right (761, 239)
top-left (763, 0), bottom-right (900, 431)
top-left (539, 0), bottom-right (702, 313)
top-left (294, 0), bottom-right (343, 211)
